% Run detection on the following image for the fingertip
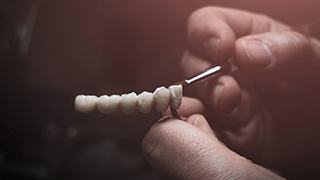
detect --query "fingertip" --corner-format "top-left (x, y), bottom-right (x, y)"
top-left (162, 97), bottom-right (205, 118)
top-left (185, 114), bottom-right (215, 136)
top-left (235, 31), bottom-right (312, 72)
top-left (211, 75), bottom-right (241, 114)
top-left (187, 7), bottom-right (236, 63)
top-left (179, 97), bottom-right (205, 115)
top-left (185, 114), bottom-right (206, 125)
top-left (235, 39), bottom-right (252, 71)
top-left (235, 38), bottom-right (275, 72)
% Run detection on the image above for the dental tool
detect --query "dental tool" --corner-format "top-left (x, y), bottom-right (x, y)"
top-left (178, 61), bottom-right (231, 87)
top-left (169, 61), bottom-right (232, 119)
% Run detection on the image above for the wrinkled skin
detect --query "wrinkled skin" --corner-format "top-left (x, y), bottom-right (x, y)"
top-left (142, 7), bottom-right (320, 179)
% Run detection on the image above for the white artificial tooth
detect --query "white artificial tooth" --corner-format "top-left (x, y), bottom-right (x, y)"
top-left (137, 91), bottom-right (154, 114)
top-left (153, 86), bottom-right (170, 112)
top-left (96, 95), bottom-right (121, 114)
top-left (120, 92), bottom-right (138, 114)
top-left (74, 95), bottom-right (98, 113)
top-left (169, 84), bottom-right (183, 109)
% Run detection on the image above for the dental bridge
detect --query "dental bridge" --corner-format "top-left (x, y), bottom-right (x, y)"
top-left (74, 62), bottom-right (231, 119)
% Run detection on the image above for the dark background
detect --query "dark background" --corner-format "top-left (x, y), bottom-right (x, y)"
top-left (1, 0), bottom-right (319, 179)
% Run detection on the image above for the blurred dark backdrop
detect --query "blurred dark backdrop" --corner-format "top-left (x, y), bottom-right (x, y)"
top-left (0, 0), bottom-right (319, 179)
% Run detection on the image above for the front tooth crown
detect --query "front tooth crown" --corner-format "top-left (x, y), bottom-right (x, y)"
top-left (153, 86), bottom-right (171, 113)
top-left (97, 95), bottom-right (121, 114)
top-left (120, 92), bottom-right (138, 114)
top-left (74, 95), bottom-right (98, 113)
top-left (137, 91), bottom-right (154, 114)
top-left (168, 85), bottom-right (183, 109)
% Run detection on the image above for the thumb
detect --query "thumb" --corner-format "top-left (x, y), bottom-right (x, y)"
top-left (142, 115), bottom-right (284, 180)
top-left (235, 30), bottom-right (312, 72)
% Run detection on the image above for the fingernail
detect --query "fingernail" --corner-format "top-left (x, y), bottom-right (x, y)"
top-left (204, 38), bottom-right (220, 61)
top-left (242, 39), bottom-right (274, 67)
top-left (212, 84), bottom-right (224, 107)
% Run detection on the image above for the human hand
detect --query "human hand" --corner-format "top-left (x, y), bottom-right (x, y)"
top-left (143, 7), bottom-right (320, 179)
top-left (142, 104), bottom-right (284, 179)
top-left (181, 6), bottom-right (320, 172)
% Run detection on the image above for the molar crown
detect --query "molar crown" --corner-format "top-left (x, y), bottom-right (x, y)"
top-left (74, 95), bottom-right (98, 113)
top-left (120, 92), bottom-right (138, 114)
top-left (137, 91), bottom-right (154, 114)
top-left (75, 84), bottom-right (183, 115)
top-left (97, 95), bottom-right (121, 114)
top-left (153, 86), bottom-right (171, 113)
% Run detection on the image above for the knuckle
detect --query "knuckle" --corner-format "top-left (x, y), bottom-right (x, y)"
top-left (259, 14), bottom-right (274, 31)
top-left (287, 31), bottom-right (311, 56)
top-left (291, 31), bottom-right (310, 46)
top-left (187, 7), bottom-right (216, 36)
top-left (189, 7), bottom-right (214, 23)
top-left (258, 14), bottom-right (272, 22)
top-left (180, 51), bottom-right (189, 66)
top-left (288, 31), bottom-right (306, 43)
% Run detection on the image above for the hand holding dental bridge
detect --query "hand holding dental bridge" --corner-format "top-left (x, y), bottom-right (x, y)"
top-left (75, 6), bottom-right (320, 180)
top-left (142, 7), bottom-right (320, 179)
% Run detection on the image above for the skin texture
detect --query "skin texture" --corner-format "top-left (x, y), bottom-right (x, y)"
top-left (142, 7), bottom-right (320, 179)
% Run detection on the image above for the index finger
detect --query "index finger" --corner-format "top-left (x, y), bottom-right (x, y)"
top-left (187, 6), bottom-right (289, 64)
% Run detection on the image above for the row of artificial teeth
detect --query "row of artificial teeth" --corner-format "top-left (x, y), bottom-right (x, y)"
top-left (74, 85), bottom-right (182, 114)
